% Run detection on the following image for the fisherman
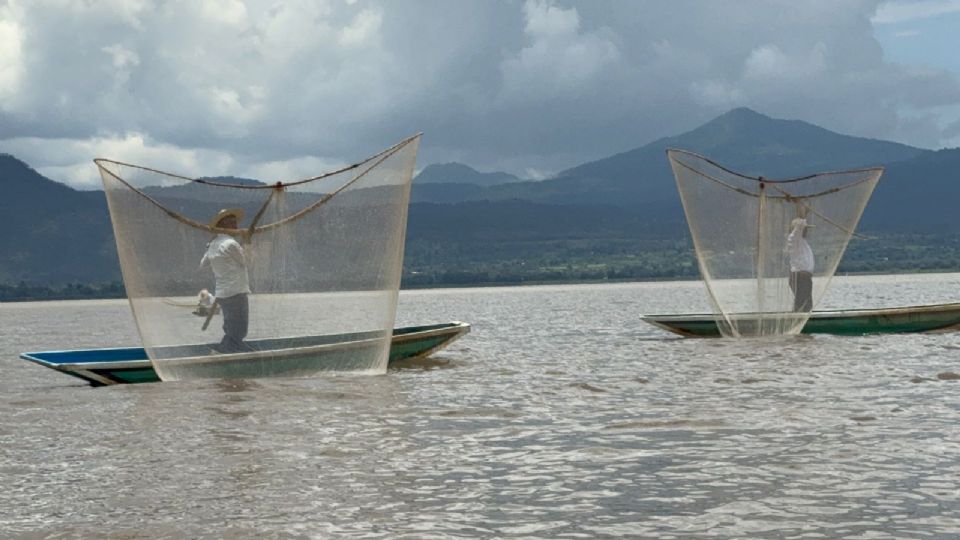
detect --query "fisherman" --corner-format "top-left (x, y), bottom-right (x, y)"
top-left (200, 208), bottom-right (252, 352)
top-left (786, 217), bottom-right (814, 312)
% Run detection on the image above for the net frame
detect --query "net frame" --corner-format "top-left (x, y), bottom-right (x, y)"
top-left (95, 134), bottom-right (420, 238)
top-left (667, 148), bottom-right (883, 337)
top-left (96, 134), bottom-right (421, 380)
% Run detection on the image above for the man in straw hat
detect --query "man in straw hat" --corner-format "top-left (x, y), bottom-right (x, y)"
top-left (786, 217), bottom-right (814, 312)
top-left (199, 208), bottom-right (252, 352)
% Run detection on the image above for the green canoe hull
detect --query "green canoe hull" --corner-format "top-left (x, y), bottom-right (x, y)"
top-left (642, 303), bottom-right (960, 338)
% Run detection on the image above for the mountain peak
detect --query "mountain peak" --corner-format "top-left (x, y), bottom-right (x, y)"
top-left (421, 162), bottom-right (480, 176)
top-left (716, 107), bottom-right (770, 122)
top-left (415, 162), bottom-right (521, 186)
top-left (557, 106), bottom-right (926, 196)
top-left (697, 107), bottom-right (780, 133)
top-left (0, 152), bottom-right (36, 172)
top-left (0, 153), bottom-right (81, 194)
top-left (670, 107), bottom-right (923, 173)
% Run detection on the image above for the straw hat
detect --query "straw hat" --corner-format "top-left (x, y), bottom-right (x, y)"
top-left (209, 208), bottom-right (245, 228)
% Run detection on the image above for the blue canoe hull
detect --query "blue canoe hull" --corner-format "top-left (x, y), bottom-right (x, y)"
top-left (20, 322), bottom-right (471, 386)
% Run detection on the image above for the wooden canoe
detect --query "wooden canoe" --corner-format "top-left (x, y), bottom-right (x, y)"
top-left (20, 321), bottom-right (470, 386)
top-left (642, 303), bottom-right (960, 337)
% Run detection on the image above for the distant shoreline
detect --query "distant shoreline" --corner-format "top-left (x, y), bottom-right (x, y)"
top-left (3, 268), bottom-right (958, 303)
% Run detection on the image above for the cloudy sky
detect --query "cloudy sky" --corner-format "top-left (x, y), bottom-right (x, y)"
top-left (1, 0), bottom-right (959, 188)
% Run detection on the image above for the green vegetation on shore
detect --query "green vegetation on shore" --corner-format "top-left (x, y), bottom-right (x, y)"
top-left (401, 237), bottom-right (698, 287)
top-left (400, 232), bottom-right (960, 288)
top-left (4, 233), bottom-right (957, 302)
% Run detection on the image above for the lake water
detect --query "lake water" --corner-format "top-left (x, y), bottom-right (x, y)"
top-left (1, 274), bottom-right (959, 539)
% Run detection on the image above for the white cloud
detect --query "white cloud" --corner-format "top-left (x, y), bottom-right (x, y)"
top-left (524, 0), bottom-right (579, 37)
top-left (204, 86), bottom-right (266, 137)
top-left (97, 0), bottom-right (152, 28)
top-left (102, 44), bottom-right (139, 69)
top-left (499, 0), bottom-right (620, 101)
top-left (744, 42), bottom-right (828, 82)
top-left (200, 0), bottom-right (248, 26)
top-left (872, 0), bottom-right (960, 24)
top-left (690, 80), bottom-right (746, 109)
top-left (0, 16), bottom-right (23, 105)
top-left (339, 8), bottom-right (383, 47)
top-left (100, 43), bottom-right (140, 91)
top-left (4, 131), bottom-right (355, 190)
top-left (4, 133), bottom-right (235, 188)
top-left (523, 167), bottom-right (549, 181)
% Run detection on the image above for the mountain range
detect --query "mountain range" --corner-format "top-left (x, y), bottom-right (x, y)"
top-left (2, 107), bottom-right (958, 286)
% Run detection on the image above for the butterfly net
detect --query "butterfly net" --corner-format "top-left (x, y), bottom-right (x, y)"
top-left (667, 149), bottom-right (882, 337)
top-left (96, 135), bottom-right (420, 380)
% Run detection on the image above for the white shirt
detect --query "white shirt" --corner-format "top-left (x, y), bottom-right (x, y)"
top-left (200, 234), bottom-right (251, 298)
top-left (787, 227), bottom-right (815, 273)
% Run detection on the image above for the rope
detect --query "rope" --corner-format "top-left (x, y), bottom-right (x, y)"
top-left (666, 148), bottom-right (883, 185)
top-left (671, 158), bottom-right (760, 197)
top-left (255, 143), bottom-right (403, 232)
top-left (248, 186), bottom-right (278, 232)
top-left (769, 184), bottom-right (872, 239)
top-left (671, 157), bottom-right (881, 201)
top-left (94, 134), bottom-right (420, 235)
top-left (94, 133), bottom-right (421, 190)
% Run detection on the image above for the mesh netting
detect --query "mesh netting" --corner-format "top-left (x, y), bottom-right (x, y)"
top-left (96, 135), bottom-right (420, 380)
top-left (667, 149), bottom-right (882, 337)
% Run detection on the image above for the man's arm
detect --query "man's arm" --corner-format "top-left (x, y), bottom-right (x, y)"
top-left (199, 239), bottom-right (215, 269)
top-left (225, 239), bottom-right (246, 266)
top-left (786, 220), bottom-right (806, 255)
top-left (785, 231), bottom-right (797, 257)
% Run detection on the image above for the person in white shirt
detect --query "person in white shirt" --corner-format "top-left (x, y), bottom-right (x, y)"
top-left (200, 208), bottom-right (252, 352)
top-left (786, 217), bottom-right (814, 312)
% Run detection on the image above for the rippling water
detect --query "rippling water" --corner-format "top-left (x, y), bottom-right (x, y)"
top-left (2, 274), bottom-right (959, 539)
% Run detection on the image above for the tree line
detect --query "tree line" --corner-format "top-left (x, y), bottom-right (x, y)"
top-left (2, 233), bottom-right (957, 301)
